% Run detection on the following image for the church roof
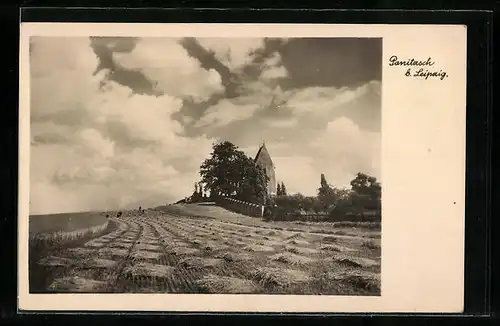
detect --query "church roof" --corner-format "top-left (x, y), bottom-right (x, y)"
top-left (254, 143), bottom-right (274, 166)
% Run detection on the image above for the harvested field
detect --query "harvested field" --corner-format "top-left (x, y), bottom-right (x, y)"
top-left (252, 267), bottom-right (312, 287)
top-left (196, 274), bottom-right (260, 293)
top-left (320, 244), bottom-right (357, 253)
top-left (331, 255), bottom-right (380, 268)
top-left (286, 239), bottom-right (310, 246)
top-left (269, 252), bottom-right (315, 266)
top-left (38, 256), bottom-right (73, 267)
top-left (285, 246), bottom-right (320, 255)
top-left (48, 276), bottom-right (107, 292)
top-left (161, 204), bottom-right (381, 239)
top-left (123, 263), bottom-right (176, 279)
top-left (30, 207), bottom-right (381, 295)
top-left (322, 270), bottom-right (380, 293)
top-left (80, 258), bottom-right (117, 269)
top-left (179, 257), bottom-right (224, 270)
top-left (243, 244), bottom-right (275, 252)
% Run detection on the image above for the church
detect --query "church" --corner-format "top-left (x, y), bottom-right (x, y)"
top-left (254, 142), bottom-right (277, 196)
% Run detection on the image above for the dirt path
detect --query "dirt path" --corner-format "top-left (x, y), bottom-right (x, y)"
top-left (31, 212), bottom-right (381, 295)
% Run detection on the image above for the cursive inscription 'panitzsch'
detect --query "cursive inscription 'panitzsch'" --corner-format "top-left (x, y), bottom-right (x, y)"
top-left (389, 55), bottom-right (448, 80)
top-left (388, 56), bottom-right (435, 67)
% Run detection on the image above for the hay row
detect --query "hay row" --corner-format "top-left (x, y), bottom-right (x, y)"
top-left (269, 252), bottom-right (315, 266)
top-left (195, 274), bottom-right (259, 294)
top-left (330, 255), bottom-right (380, 268)
top-left (39, 255), bottom-right (117, 270)
top-left (48, 276), bottom-right (107, 292)
top-left (323, 270), bottom-right (380, 292)
top-left (252, 267), bottom-right (312, 287)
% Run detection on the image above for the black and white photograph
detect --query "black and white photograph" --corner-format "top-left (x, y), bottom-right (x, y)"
top-left (28, 35), bottom-right (382, 295)
top-left (19, 22), bottom-right (467, 313)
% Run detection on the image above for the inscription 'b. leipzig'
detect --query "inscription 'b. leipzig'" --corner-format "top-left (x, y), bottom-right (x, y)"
top-left (389, 55), bottom-right (449, 80)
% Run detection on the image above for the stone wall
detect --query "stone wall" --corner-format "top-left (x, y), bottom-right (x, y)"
top-left (216, 196), bottom-right (264, 218)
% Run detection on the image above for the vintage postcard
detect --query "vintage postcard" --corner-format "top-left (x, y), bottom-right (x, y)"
top-left (18, 23), bottom-right (466, 313)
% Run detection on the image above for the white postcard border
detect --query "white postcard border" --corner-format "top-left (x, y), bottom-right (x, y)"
top-left (18, 23), bottom-right (467, 313)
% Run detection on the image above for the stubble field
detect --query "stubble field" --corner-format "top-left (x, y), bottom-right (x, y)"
top-left (30, 209), bottom-right (381, 295)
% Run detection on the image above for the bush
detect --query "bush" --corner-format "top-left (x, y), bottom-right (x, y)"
top-left (263, 191), bottom-right (380, 223)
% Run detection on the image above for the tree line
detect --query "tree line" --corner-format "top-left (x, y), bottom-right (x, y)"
top-left (188, 141), bottom-right (381, 222)
top-left (265, 172), bottom-right (381, 222)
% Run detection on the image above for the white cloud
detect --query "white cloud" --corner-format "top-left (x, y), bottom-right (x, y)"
top-left (30, 37), bottom-right (106, 120)
top-left (312, 117), bottom-right (381, 184)
top-left (192, 79), bottom-right (380, 198)
top-left (88, 80), bottom-right (184, 143)
top-left (284, 81), bottom-right (381, 118)
top-left (195, 99), bottom-right (260, 128)
top-left (30, 181), bottom-right (93, 215)
top-left (266, 118), bottom-right (299, 128)
top-left (196, 82), bottom-right (289, 130)
top-left (191, 43), bottom-right (289, 129)
top-left (29, 37), bottom-right (217, 215)
top-left (196, 38), bottom-right (265, 70)
top-left (113, 38), bottom-right (224, 103)
top-left (273, 156), bottom-right (319, 196)
top-left (79, 128), bottom-right (115, 158)
top-left (252, 117), bottom-right (380, 197)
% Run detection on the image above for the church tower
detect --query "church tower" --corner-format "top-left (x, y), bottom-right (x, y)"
top-left (254, 142), bottom-right (277, 196)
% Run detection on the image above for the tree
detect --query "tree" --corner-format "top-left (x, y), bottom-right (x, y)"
top-left (237, 156), bottom-right (269, 204)
top-left (190, 182), bottom-right (202, 202)
top-left (317, 173), bottom-right (337, 208)
top-left (281, 182), bottom-right (287, 196)
top-left (200, 141), bottom-right (240, 197)
top-left (200, 141), bottom-right (269, 204)
top-left (277, 182), bottom-right (282, 196)
top-left (350, 173), bottom-right (380, 195)
top-left (349, 172), bottom-right (381, 213)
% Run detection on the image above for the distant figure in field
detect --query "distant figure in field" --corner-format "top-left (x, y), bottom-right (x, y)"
top-left (117, 211), bottom-right (122, 218)
top-left (106, 214), bottom-right (109, 218)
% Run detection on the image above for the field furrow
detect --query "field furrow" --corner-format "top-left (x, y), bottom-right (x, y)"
top-left (30, 210), bottom-right (381, 295)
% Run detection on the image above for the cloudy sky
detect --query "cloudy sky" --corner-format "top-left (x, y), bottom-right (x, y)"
top-left (29, 36), bottom-right (381, 215)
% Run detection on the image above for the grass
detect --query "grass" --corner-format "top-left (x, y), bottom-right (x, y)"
top-left (30, 211), bottom-right (109, 236)
top-left (28, 214), bottom-right (116, 293)
top-left (29, 211), bottom-right (111, 267)
top-left (30, 221), bottom-right (110, 253)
